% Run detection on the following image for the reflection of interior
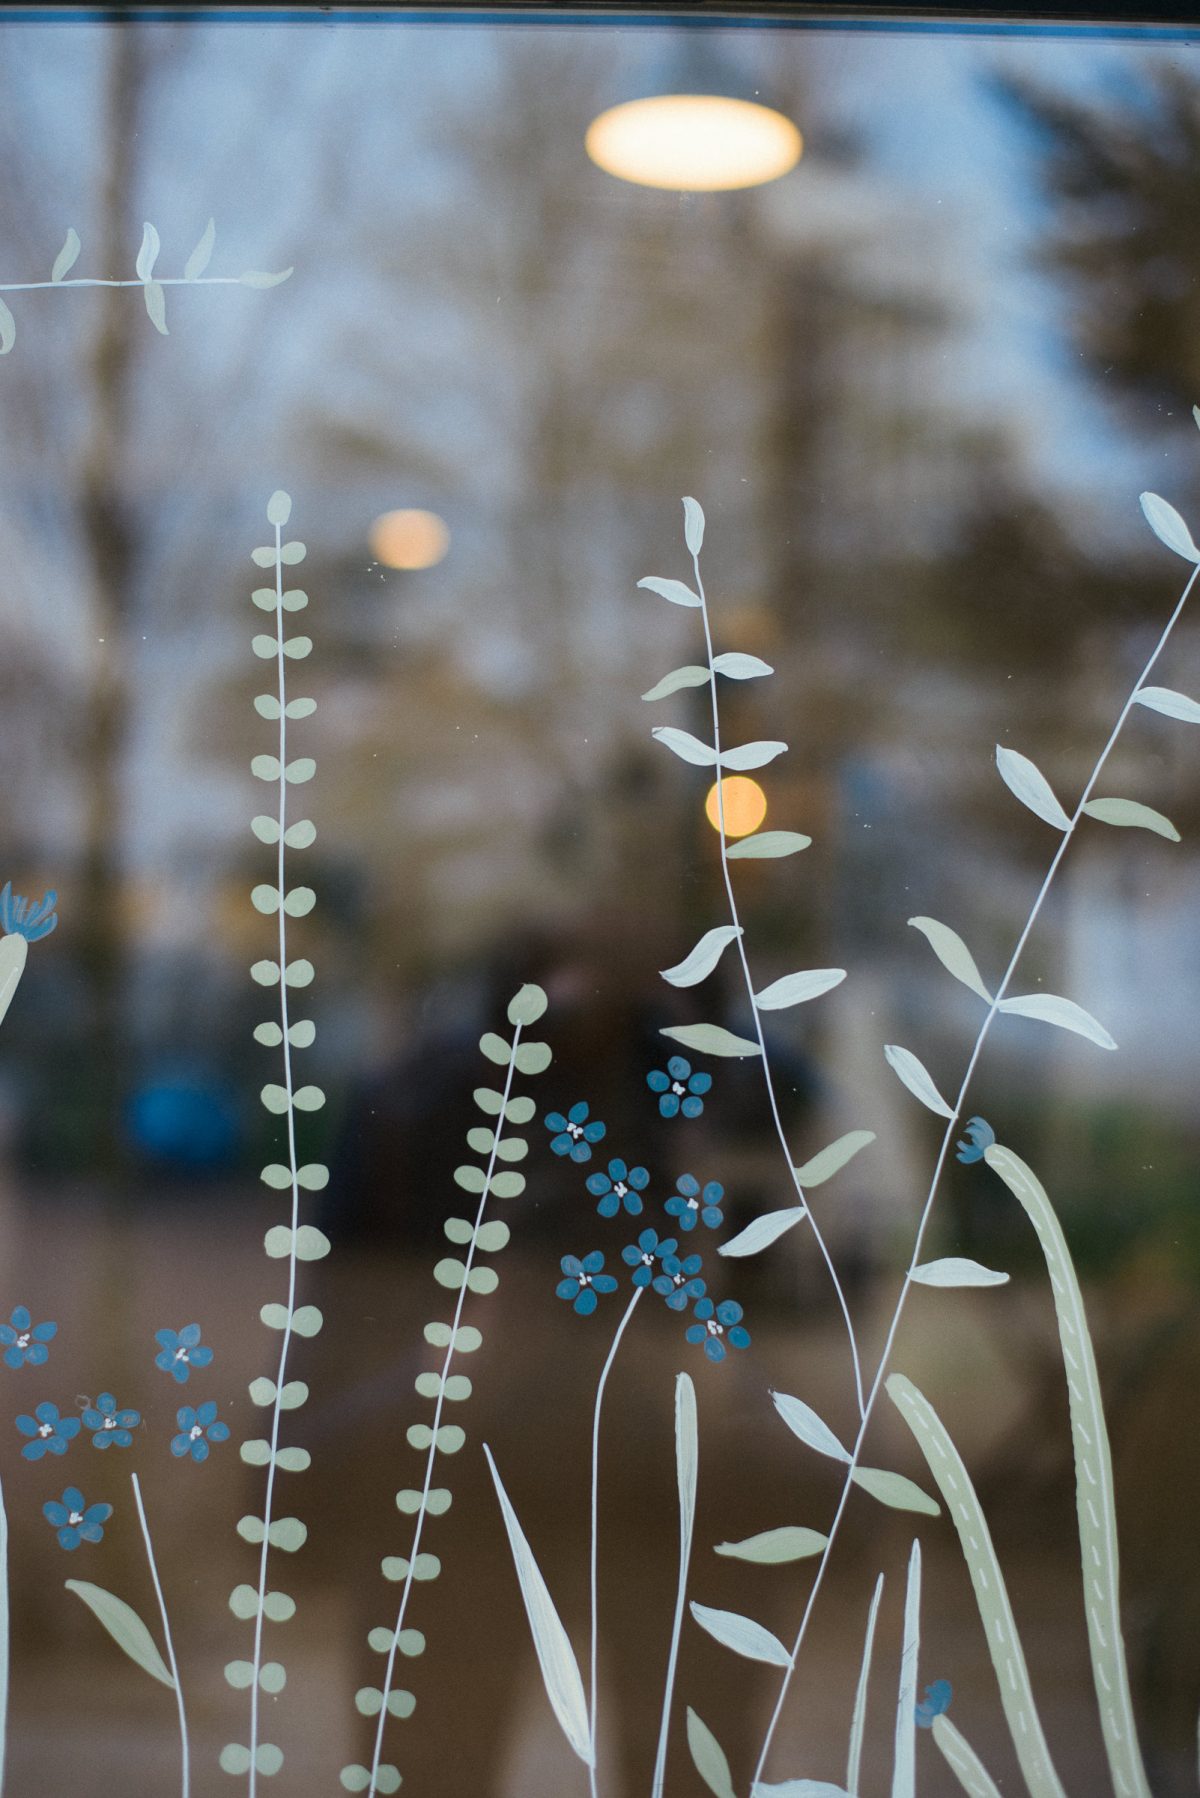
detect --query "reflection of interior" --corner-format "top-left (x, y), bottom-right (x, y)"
top-left (0, 15), bottom-right (1197, 1795)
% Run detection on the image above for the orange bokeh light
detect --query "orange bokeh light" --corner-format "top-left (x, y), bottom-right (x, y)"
top-left (369, 508), bottom-right (449, 570)
top-left (705, 775), bottom-right (767, 838)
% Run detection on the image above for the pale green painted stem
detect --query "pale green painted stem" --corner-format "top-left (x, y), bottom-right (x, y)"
top-left (691, 545), bottom-right (865, 1417)
top-left (365, 1025), bottom-right (524, 1798)
top-left (0, 277), bottom-right (247, 291)
top-left (985, 1144), bottom-right (1152, 1798)
top-left (892, 1540), bottom-right (921, 1798)
top-left (588, 1288), bottom-right (643, 1798)
top-left (133, 1472), bottom-right (189, 1798)
top-left (932, 1716), bottom-right (1004, 1798)
top-left (651, 1372), bottom-right (698, 1798)
top-left (846, 1573), bottom-right (884, 1796)
top-left (747, 556), bottom-right (1199, 1793)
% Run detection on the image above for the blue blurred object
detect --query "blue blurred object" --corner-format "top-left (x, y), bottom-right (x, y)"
top-left (126, 1072), bottom-right (239, 1169)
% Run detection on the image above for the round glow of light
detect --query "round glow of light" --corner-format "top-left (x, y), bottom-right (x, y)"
top-left (586, 95), bottom-right (802, 193)
top-left (369, 509), bottom-right (449, 571)
top-left (705, 776), bottom-right (767, 838)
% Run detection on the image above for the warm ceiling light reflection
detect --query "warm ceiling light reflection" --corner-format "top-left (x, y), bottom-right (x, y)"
top-left (586, 95), bottom-right (802, 192)
top-left (705, 775), bottom-right (767, 838)
top-left (369, 509), bottom-right (449, 570)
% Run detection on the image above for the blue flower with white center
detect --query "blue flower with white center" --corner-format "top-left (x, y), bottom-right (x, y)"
top-left (647, 1056), bottom-right (712, 1119)
top-left (82, 1392), bottom-right (140, 1449)
top-left (915, 1680), bottom-right (953, 1728)
top-left (170, 1400), bottom-right (230, 1463)
top-left (665, 1173), bottom-right (724, 1233)
top-left (0, 1305), bottom-right (56, 1369)
top-left (154, 1323), bottom-right (213, 1384)
top-left (586, 1158), bottom-right (649, 1218)
top-left (556, 1251), bottom-right (618, 1316)
top-left (43, 1486), bottom-right (111, 1550)
top-left (620, 1228), bottom-right (677, 1288)
top-left (0, 882), bottom-right (57, 943)
top-left (16, 1400), bottom-right (80, 1460)
top-left (653, 1252), bottom-right (706, 1311)
top-left (544, 1102), bottom-right (607, 1164)
top-left (956, 1117), bottom-right (995, 1164)
top-left (685, 1297), bottom-right (750, 1364)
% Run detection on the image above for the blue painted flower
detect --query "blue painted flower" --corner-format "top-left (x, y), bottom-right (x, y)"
top-left (915, 1679), bottom-right (953, 1728)
top-left (43, 1486), bottom-right (111, 1551)
top-left (0, 1305), bottom-right (56, 1369)
top-left (647, 1055), bottom-right (712, 1119)
top-left (544, 1102), bottom-right (607, 1164)
top-left (82, 1392), bottom-right (141, 1449)
top-left (171, 1399), bottom-right (230, 1463)
top-left (154, 1323), bottom-right (214, 1383)
top-left (665, 1173), bottom-right (724, 1233)
top-left (685, 1297), bottom-right (750, 1363)
top-left (586, 1158), bottom-right (649, 1218)
top-left (0, 882), bottom-right (57, 943)
top-left (16, 1401), bottom-right (80, 1460)
top-left (653, 1252), bottom-right (707, 1311)
top-left (556, 1251), bottom-right (618, 1316)
top-left (621, 1228), bottom-right (677, 1288)
top-left (956, 1117), bottom-right (995, 1164)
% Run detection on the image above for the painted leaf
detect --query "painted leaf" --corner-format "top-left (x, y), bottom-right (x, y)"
top-left (661, 925), bottom-right (743, 988)
top-left (995, 746), bottom-right (1071, 832)
top-left (507, 981), bottom-right (547, 1026)
top-left (794, 1131), bottom-right (875, 1188)
top-left (851, 1467), bottom-right (940, 1517)
top-left (715, 1527), bottom-right (828, 1564)
top-left (690, 1602), bottom-right (793, 1667)
top-left (637, 575), bottom-right (702, 609)
top-left (892, 1540), bottom-right (922, 1798)
top-left (754, 968), bottom-right (845, 1010)
top-left (712, 652), bottom-right (774, 680)
top-left (238, 267), bottom-right (294, 288)
top-left (1082, 797), bottom-right (1179, 842)
top-left (911, 1257), bottom-right (1009, 1288)
top-left (771, 1390), bottom-right (851, 1463)
top-left (135, 221), bottom-right (160, 281)
top-left (682, 496), bottom-right (706, 555)
top-left (883, 1045), bottom-right (954, 1119)
top-left (686, 1709), bottom-right (736, 1798)
top-left (1134, 685), bottom-right (1200, 724)
top-left (184, 217), bottom-right (216, 280)
top-left (908, 917), bottom-right (991, 1001)
top-left (51, 228), bottom-right (81, 282)
top-left (727, 830), bottom-right (811, 859)
top-left (676, 1371), bottom-right (698, 1585)
top-left (720, 1206), bottom-right (807, 1259)
top-left (0, 298), bottom-right (15, 355)
top-left (65, 1580), bottom-right (174, 1689)
top-left (661, 1023), bottom-right (760, 1059)
top-left (0, 935), bottom-right (28, 1030)
top-left (721, 739), bottom-right (788, 771)
top-left (642, 665), bottom-right (709, 701)
top-left (998, 993), bottom-right (1116, 1051)
top-left (483, 1446), bottom-right (592, 1767)
top-left (1140, 491), bottom-right (1200, 563)
top-left (847, 1574), bottom-right (885, 1797)
top-left (931, 1717), bottom-right (1003, 1798)
top-left (143, 280), bottom-right (168, 335)
top-left (652, 726), bottom-right (717, 766)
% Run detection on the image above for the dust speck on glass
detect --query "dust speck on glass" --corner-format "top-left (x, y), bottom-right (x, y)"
top-left (0, 5), bottom-right (1195, 1796)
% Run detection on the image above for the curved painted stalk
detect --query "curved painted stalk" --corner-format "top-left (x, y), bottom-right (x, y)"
top-left (984, 1143), bottom-right (1151, 1798)
top-left (588, 1289), bottom-right (643, 1798)
top-left (846, 1572), bottom-right (883, 1797)
top-left (887, 1374), bottom-right (1067, 1798)
top-left (651, 1372), bottom-right (698, 1798)
top-left (931, 1716), bottom-right (1003, 1798)
top-left (133, 1473), bottom-right (189, 1798)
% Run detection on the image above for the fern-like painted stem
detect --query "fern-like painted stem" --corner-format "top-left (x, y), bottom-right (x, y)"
top-left (691, 547), bottom-right (865, 1417)
top-left (748, 557), bottom-right (1200, 1793)
top-left (365, 1023), bottom-right (525, 1798)
top-left (588, 1288), bottom-right (642, 1798)
top-left (247, 509), bottom-right (306, 1797)
top-left (133, 1472), bottom-right (189, 1798)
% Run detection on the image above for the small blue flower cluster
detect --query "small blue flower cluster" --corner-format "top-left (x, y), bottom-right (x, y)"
top-left (6, 1310), bottom-right (226, 1549)
top-left (542, 1068), bottom-right (749, 1365)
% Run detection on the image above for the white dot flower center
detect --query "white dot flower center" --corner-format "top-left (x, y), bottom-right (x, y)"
top-left (671, 1081), bottom-right (686, 1095)
top-left (706, 1319), bottom-right (724, 1337)
top-left (174, 1347), bottom-right (189, 1363)
top-left (189, 1424), bottom-right (203, 1441)
top-left (68, 1509), bottom-right (83, 1527)
top-left (614, 1182), bottom-right (628, 1197)
top-left (38, 1422), bottom-right (53, 1437)
top-left (16, 1333), bottom-right (29, 1348)
top-left (567, 1122), bottom-right (584, 1139)
top-left (102, 1417), bottom-right (116, 1430)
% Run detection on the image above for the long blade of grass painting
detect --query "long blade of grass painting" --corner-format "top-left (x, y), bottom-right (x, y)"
top-left (364, 1020), bottom-right (529, 1798)
top-left (747, 550), bottom-right (1200, 1795)
top-left (846, 1572), bottom-right (883, 1797)
top-left (587, 1288), bottom-right (644, 1798)
top-left (133, 1472), bottom-right (189, 1798)
top-left (688, 532), bottom-right (865, 1417)
top-left (651, 1372), bottom-right (697, 1798)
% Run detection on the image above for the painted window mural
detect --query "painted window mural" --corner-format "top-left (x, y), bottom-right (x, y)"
top-left (0, 6), bottom-right (1197, 1795)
